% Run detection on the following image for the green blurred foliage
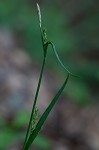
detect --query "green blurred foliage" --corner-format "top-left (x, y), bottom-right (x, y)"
top-left (0, 111), bottom-right (50, 150)
top-left (0, 128), bottom-right (15, 149)
top-left (0, 0), bottom-right (99, 148)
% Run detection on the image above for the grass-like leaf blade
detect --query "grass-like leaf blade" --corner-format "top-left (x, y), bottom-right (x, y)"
top-left (24, 73), bottom-right (69, 150)
top-left (48, 42), bottom-right (80, 78)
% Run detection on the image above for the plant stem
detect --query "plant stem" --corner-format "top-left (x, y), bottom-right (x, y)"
top-left (22, 56), bottom-right (46, 150)
top-left (23, 73), bottom-right (69, 150)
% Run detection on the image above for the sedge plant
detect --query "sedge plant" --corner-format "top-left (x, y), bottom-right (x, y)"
top-left (22, 4), bottom-right (78, 150)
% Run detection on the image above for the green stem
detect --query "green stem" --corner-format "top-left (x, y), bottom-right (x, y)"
top-left (22, 57), bottom-right (46, 150)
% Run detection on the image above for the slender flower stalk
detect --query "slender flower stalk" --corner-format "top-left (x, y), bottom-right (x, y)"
top-left (22, 4), bottom-right (47, 149)
top-left (22, 57), bottom-right (46, 150)
top-left (22, 3), bottom-right (78, 150)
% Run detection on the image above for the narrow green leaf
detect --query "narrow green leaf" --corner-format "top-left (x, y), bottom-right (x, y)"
top-left (48, 42), bottom-right (80, 78)
top-left (24, 73), bottom-right (69, 150)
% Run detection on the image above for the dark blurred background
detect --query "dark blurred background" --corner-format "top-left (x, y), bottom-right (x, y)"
top-left (0, 0), bottom-right (99, 150)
